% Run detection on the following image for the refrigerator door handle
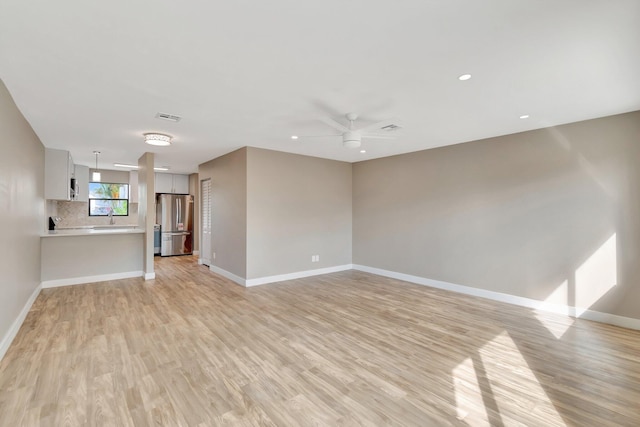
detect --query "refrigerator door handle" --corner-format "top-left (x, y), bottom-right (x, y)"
top-left (175, 198), bottom-right (179, 226)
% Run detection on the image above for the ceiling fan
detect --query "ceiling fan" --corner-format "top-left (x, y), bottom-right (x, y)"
top-left (295, 112), bottom-right (400, 148)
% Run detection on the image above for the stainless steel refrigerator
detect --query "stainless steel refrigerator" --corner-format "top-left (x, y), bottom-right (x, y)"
top-left (156, 194), bottom-right (194, 256)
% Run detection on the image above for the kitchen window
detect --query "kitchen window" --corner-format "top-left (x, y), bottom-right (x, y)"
top-left (88, 182), bottom-right (129, 216)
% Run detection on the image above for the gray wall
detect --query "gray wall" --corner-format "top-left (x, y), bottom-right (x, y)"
top-left (246, 148), bottom-right (352, 279)
top-left (353, 111), bottom-right (640, 319)
top-left (0, 79), bottom-right (44, 345)
top-left (199, 148), bottom-right (248, 278)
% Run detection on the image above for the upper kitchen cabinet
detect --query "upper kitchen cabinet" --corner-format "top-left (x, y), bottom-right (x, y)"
top-left (73, 165), bottom-right (89, 202)
top-left (45, 148), bottom-right (74, 200)
top-left (173, 174), bottom-right (189, 194)
top-left (155, 173), bottom-right (173, 194)
top-left (155, 173), bottom-right (189, 194)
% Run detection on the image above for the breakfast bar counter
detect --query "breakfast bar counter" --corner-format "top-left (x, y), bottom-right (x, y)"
top-left (41, 227), bottom-right (145, 287)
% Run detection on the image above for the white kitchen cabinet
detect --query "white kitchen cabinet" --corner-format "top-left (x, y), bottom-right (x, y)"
top-left (155, 173), bottom-right (189, 194)
top-left (73, 165), bottom-right (89, 202)
top-left (45, 148), bottom-right (74, 200)
top-left (173, 174), bottom-right (189, 194)
top-left (129, 171), bottom-right (138, 203)
top-left (155, 173), bottom-right (174, 193)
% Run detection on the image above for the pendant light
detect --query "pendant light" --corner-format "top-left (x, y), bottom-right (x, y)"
top-left (92, 151), bottom-right (101, 182)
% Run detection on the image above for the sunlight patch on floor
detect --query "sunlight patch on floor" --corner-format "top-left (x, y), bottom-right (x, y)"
top-left (452, 356), bottom-right (490, 424)
top-left (452, 331), bottom-right (565, 426)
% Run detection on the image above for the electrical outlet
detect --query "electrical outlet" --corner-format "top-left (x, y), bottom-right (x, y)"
top-left (213, 252), bottom-right (216, 260)
top-left (311, 255), bottom-right (320, 262)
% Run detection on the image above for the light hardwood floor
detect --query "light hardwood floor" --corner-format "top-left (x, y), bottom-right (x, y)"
top-left (1, 256), bottom-right (640, 426)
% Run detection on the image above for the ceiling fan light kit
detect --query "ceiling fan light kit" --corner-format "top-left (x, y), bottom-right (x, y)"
top-left (343, 131), bottom-right (362, 148)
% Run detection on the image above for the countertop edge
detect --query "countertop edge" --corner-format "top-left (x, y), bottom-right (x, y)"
top-left (42, 229), bottom-right (145, 237)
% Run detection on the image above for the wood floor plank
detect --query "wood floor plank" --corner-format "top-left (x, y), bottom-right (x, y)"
top-left (1, 255), bottom-right (640, 426)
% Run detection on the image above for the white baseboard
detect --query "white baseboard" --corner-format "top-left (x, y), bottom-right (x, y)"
top-left (144, 272), bottom-right (155, 280)
top-left (0, 283), bottom-right (42, 361)
top-left (245, 264), bottom-right (354, 287)
top-left (41, 271), bottom-right (144, 288)
top-left (209, 265), bottom-right (246, 286)
top-left (209, 264), bottom-right (354, 288)
top-left (352, 264), bottom-right (640, 331)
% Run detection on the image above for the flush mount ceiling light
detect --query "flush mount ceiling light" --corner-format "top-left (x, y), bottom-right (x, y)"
top-left (360, 150), bottom-right (366, 153)
top-left (458, 74), bottom-right (472, 81)
top-left (291, 135), bottom-right (299, 140)
top-left (520, 114), bottom-right (530, 119)
top-left (113, 163), bottom-right (170, 171)
top-left (92, 151), bottom-right (101, 182)
top-left (144, 133), bottom-right (172, 146)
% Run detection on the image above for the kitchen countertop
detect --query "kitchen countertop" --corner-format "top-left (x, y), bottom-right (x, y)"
top-left (42, 225), bottom-right (145, 237)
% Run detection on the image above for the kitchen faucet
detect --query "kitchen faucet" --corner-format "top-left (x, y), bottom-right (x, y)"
top-left (108, 208), bottom-right (115, 225)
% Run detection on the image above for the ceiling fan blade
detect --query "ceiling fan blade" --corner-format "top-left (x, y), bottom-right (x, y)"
top-left (295, 134), bottom-right (342, 139)
top-left (356, 117), bottom-right (401, 133)
top-left (318, 116), bottom-right (349, 133)
top-left (362, 134), bottom-right (396, 140)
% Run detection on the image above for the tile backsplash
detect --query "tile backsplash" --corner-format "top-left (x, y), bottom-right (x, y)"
top-left (56, 201), bottom-right (139, 227)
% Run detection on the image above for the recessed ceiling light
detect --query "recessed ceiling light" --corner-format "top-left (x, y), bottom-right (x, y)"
top-left (520, 114), bottom-right (530, 119)
top-left (144, 133), bottom-right (172, 146)
top-left (360, 150), bottom-right (366, 153)
top-left (458, 74), bottom-right (472, 81)
top-left (114, 163), bottom-right (170, 171)
top-left (291, 135), bottom-right (299, 140)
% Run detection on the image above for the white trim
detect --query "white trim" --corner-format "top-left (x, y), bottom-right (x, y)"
top-left (245, 264), bottom-right (354, 287)
top-left (193, 250), bottom-right (200, 256)
top-left (352, 264), bottom-right (640, 331)
top-left (0, 283), bottom-right (42, 361)
top-left (144, 272), bottom-right (156, 280)
top-left (208, 264), bottom-right (354, 288)
top-left (210, 265), bottom-right (246, 286)
top-left (574, 309), bottom-right (640, 330)
top-left (41, 271), bottom-right (144, 288)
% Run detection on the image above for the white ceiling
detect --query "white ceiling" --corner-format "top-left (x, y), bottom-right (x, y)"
top-left (1, 0), bottom-right (639, 174)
